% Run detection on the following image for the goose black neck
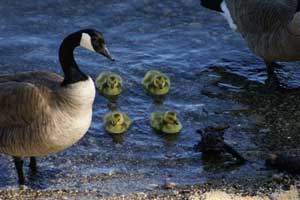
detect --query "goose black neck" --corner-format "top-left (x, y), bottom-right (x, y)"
top-left (59, 32), bottom-right (88, 86)
top-left (201, 0), bottom-right (223, 12)
top-left (297, 0), bottom-right (300, 12)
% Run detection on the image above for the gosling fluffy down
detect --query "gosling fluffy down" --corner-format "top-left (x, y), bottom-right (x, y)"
top-left (150, 111), bottom-right (182, 134)
top-left (142, 70), bottom-right (170, 96)
top-left (96, 72), bottom-right (123, 97)
top-left (103, 111), bottom-right (132, 134)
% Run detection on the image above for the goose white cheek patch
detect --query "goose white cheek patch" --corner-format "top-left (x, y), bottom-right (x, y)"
top-left (221, 1), bottom-right (237, 31)
top-left (80, 33), bottom-right (95, 52)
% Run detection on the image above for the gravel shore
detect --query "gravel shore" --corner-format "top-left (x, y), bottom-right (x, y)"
top-left (1, 182), bottom-right (299, 200)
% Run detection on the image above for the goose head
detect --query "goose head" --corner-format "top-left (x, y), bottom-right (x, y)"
top-left (153, 75), bottom-right (167, 90)
top-left (79, 29), bottom-right (115, 61)
top-left (106, 75), bottom-right (120, 89)
top-left (110, 112), bottom-right (125, 127)
top-left (163, 111), bottom-right (179, 125)
top-left (200, 0), bottom-right (223, 12)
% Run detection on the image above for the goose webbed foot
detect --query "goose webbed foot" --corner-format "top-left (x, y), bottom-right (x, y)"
top-left (29, 157), bottom-right (37, 174)
top-left (13, 156), bottom-right (25, 185)
top-left (264, 61), bottom-right (285, 91)
top-left (265, 73), bottom-right (281, 91)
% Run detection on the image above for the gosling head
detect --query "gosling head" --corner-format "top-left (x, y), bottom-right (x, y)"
top-left (79, 29), bottom-right (115, 61)
top-left (163, 111), bottom-right (179, 125)
top-left (153, 75), bottom-right (167, 89)
top-left (107, 75), bottom-right (119, 89)
top-left (110, 112), bottom-right (124, 127)
top-left (200, 0), bottom-right (223, 12)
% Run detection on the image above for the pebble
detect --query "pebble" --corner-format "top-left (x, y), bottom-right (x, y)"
top-left (133, 192), bottom-right (147, 198)
top-left (147, 184), bottom-right (159, 190)
top-left (164, 181), bottom-right (177, 190)
top-left (272, 173), bottom-right (284, 182)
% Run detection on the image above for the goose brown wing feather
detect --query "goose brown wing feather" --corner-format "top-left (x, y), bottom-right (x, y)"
top-left (0, 81), bottom-right (50, 128)
top-left (229, 0), bottom-right (297, 33)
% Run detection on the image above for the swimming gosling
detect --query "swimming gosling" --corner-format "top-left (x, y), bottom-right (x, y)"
top-left (200, 0), bottom-right (300, 86)
top-left (96, 72), bottom-right (123, 97)
top-left (0, 29), bottom-right (114, 185)
top-left (142, 70), bottom-right (171, 95)
top-left (103, 111), bottom-right (132, 134)
top-left (150, 111), bottom-right (182, 134)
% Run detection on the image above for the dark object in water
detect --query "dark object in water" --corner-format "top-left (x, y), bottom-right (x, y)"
top-left (197, 124), bottom-right (245, 163)
top-left (266, 154), bottom-right (300, 174)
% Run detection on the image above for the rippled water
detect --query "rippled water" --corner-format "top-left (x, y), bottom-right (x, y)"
top-left (1, 0), bottom-right (300, 196)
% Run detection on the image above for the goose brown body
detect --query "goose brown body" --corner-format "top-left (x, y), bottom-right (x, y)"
top-left (225, 0), bottom-right (300, 63)
top-left (0, 71), bottom-right (95, 157)
top-left (0, 29), bottom-right (114, 185)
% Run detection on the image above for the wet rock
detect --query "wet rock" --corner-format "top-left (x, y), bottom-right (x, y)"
top-left (271, 173), bottom-right (285, 182)
top-left (164, 181), bottom-right (177, 190)
top-left (266, 153), bottom-right (300, 173)
top-left (147, 184), bottom-right (159, 190)
top-left (197, 124), bottom-right (246, 163)
top-left (133, 192), bottom-right (147, 198)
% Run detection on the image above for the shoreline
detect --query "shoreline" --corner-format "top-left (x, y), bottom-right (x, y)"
top-left (1, 182), bottom-right (299, 200)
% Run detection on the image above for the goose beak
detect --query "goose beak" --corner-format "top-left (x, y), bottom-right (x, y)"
top-left (99, 45), bottom-right (115, 61)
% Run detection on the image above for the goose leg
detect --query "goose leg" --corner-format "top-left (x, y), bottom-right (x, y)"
top-left (264, 61), bottom-right (281, 89)
top-left (29, 157), bottom-right (37, 173)
top-left (13, 156), bottom-right (25, 185)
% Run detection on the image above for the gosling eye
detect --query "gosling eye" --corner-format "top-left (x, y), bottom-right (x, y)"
top-left (167, 117), bottom-right (173, 121)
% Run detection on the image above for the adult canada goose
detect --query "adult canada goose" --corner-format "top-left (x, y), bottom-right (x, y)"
top-left (0, 29), bottom-right (114, 185)
top-left (200, 0), bottom-right (300, 87)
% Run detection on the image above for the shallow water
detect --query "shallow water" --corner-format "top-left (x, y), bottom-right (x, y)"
top-left (1, 0), bottom-right (300, 196)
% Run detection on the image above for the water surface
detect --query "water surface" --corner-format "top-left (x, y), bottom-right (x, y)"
top-left (1, 0), bottom-right (300, 196)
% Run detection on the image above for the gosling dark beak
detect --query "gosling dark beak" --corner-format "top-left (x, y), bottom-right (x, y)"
top-left (100, 45), bottom-right (115, 61)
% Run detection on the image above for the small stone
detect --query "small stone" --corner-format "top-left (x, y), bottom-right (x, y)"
top-left (108, 170), bottom-right (115, 176)
top-left (147, 184), bottom-right (159, 190)
top-left (272, 173), bottom-right (284, 182)
top-left (133, 192), bottom-right (147, 198)
top-left (172, 190), bottom-right (179, 195)
top-left (188, 193), bottom-right (201, 200)
top-left (164, 181), bottom-right (177, 190)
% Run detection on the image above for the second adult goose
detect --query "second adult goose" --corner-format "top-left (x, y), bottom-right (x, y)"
top-left (200, 0), bottom-right (300, 86)
top-left (0, 29), bottom-right (114, 185)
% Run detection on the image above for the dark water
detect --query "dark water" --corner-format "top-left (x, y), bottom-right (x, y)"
top-left (1, 0), bottom-right (300, 196)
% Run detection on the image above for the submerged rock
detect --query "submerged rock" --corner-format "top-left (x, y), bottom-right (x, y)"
top-left (266, 154), bottom-right (300, 173)
top-left (197, 124), bottom-right (245, 163)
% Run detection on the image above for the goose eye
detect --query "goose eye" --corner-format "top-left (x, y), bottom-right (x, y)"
top-left (92, 37), bottom-right (104, 50)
